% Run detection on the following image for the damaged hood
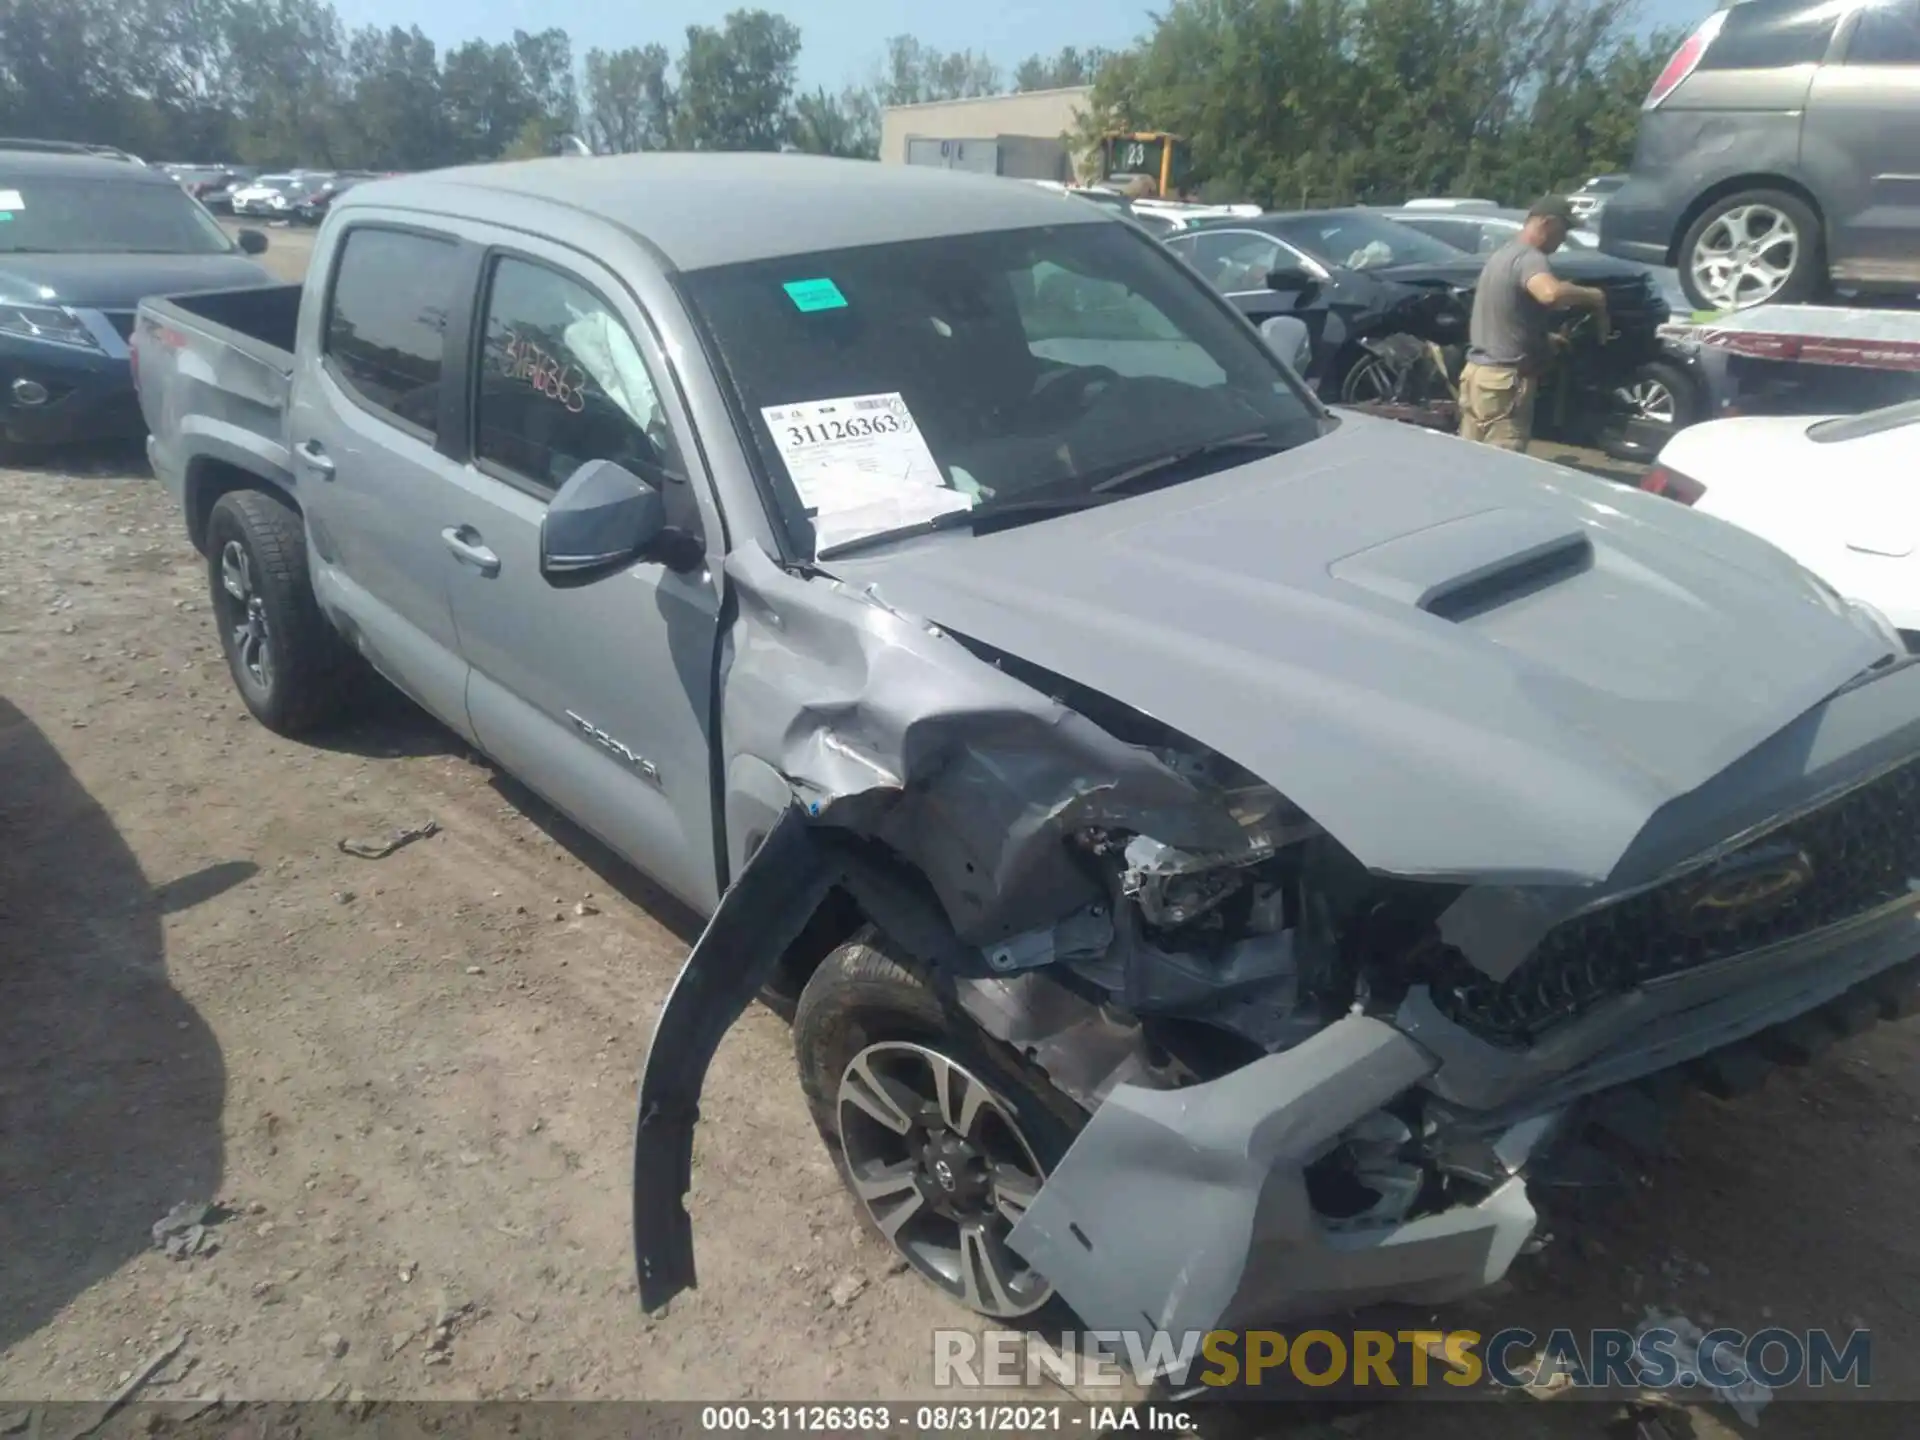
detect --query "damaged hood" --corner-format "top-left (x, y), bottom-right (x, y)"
top-left (824, 418), bottom-right (1897, 886)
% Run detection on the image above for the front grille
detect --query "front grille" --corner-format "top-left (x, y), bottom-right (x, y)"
top-left (103, 311), bottom-right (136, 342)
top-left (1433, 760), bottom-right (1920, 1044)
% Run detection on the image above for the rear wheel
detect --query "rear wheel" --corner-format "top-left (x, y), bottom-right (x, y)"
top-left (793, 934), bottom-right (1080, 1321)
top-left (1613, 358), bottom-right (1703, 430)
top-left (206, 489), bottom-right (355, 736)
top-left (1679, 189), bottom-right (1824, 312)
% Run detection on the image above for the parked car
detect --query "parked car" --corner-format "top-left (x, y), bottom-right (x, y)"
top-left (0, 151), bottom-right (272, 450)
top-left (1381, 206), bottom-right (1693, 320)
top-left (1400, 197), bottom-right (1499, 211)
top-left (1601, 0), bottom-right (1920, 311)
top-left (135, 154), bottom-right (1920, 1339)
top-left (290, 173), bottom-right (371, 225)
top-left (1166, 208), bottom-right (1706, 445)
top-left (230, 174), bottom-right (323, 217)
top-left (1640, 397), bottom-right (1920, 642)
top-left (198, 169), bottom-right (261, 213)
top-left (1568, 173), bottom-right (1628, 224)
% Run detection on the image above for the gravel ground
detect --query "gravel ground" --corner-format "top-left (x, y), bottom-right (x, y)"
top-left (0, 219), bottom-right (1916, 1440)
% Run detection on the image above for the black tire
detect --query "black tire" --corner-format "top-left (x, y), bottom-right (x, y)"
top-left (1615, 357), bottom-right (1706, 432)
top-left (793, 932), bottom-right (1083, 1323)
top-left (1678, 189), bottom-right (1825, 313)
top-left (205, 489), bottom-right (354, 735)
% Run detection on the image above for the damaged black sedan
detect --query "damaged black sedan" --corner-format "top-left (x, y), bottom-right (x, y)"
top-left (136, 153), bottom-right (1920, 1348)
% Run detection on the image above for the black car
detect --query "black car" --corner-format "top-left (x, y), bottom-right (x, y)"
top-left (291, 173), bottom-right (373, 225)
top-left (0, 151), bottom-right (274, 449)
top-left (1166, 209), bottom-right (1708, 453)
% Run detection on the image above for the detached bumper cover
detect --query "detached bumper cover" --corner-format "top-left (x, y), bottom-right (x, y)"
top-left (1005, 1016), bottom-right (1537, 1339)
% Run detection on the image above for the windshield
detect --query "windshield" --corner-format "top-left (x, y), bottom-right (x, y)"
top-left (1258, 213), bottom-right (1466, 271)
top-left (1808, 397), bottom-right (1920, 444)
top-left (679, 221), bottom-right (1323, 557)
top-left (0, 178), bottom-right (233, 255)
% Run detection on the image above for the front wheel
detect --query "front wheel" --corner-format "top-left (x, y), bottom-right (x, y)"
top-left (793, 934), bottom-right (1081, 1322)
top-left (205, 489), bottom-right (355, 736)
top-left (1679, 189), bottom-right (1824, 312)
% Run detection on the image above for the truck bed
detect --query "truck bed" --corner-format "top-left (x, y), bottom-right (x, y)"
top-left (136, 284), bottom-right (303, 508)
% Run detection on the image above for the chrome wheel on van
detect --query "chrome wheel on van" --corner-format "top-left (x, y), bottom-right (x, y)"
top-left (1687, 202), bottom-right (1800, 310)
top-left (219, 540), bottom-right (275, 692)
top-left (836, 1040), bottom-right (1053, 1319)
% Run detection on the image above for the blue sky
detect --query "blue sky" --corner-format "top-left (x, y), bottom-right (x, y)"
top-left (329, 0), bottom-right (1721, 93)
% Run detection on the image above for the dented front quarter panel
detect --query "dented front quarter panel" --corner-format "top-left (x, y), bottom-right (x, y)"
top-left (716, 544), bottom-right (1246, 944)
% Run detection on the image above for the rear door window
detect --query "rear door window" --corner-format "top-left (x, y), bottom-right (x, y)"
top-left (1700, 0), bottom-right (1841, 68)
top-left (471, 255), bottom-right (683, 495)
top-left (323, 227), bottom-right (458, 438)
top-left (1846, 0), bottom-right (1920, 63)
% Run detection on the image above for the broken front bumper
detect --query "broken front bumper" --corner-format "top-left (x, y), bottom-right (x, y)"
top-left (1001, 898), bottom-right (1920, 1343)
top-left (1006, 1015), bottom-right (1539, 1339)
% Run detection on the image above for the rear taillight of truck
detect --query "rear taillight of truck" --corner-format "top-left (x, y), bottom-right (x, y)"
top-left (1645, 9), bottom-right (1728, 109)
top-left (1639, 464), bottom-right (1707, 506)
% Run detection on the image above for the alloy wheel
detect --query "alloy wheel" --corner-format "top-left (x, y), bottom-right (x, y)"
top-left (1689, 204), bottom-right (1800, 311)
top-left (219, 540), bottom-right (275, 692)
top-left (1615, 377), bottom-right (1677, 426)
top-left (836, 1040), bottom-right (1052, 1318)
top-left (1341, 353), bottom-right (1402, 404)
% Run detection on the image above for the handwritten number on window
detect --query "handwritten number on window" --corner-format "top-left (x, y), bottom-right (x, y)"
top-left (502, 332), bottom-right (587, 415)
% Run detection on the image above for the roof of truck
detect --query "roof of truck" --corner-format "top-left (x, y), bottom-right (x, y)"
top-left (339, 152), bottom-right (1109, 271)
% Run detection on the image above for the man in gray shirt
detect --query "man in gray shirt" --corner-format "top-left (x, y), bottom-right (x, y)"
top-left (1458, 196), bottom-right (1611, 452)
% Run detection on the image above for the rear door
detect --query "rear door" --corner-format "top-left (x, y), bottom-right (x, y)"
top-left (1805, 0), bottom-right (1920, 284)
top-left (436, 235), bottom-right (724, 914)
top-left (288, 220), bottom-right (476, 740)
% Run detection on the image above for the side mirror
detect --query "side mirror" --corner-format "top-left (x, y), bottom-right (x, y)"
top-left (1258, 316), bottom-right (1314, 376)
top-left (540, 459), bottom-right (669, 584)
top-left (1265, 264), bottom-right (1320, 310)
top-left (237, 229), bottom-right (269, 255)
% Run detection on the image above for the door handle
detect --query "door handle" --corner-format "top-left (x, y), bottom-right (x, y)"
top-left (294, 438), bottom-right (334, 477)
top-left (441, 525), bottom-right (501, 576)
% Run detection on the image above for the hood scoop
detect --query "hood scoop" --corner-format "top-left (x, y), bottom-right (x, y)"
top-left (1328, 507), bottom-right (1593, 620)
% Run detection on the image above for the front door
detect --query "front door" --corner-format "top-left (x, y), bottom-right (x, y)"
top-left (1806, 0), bottom-right (1920, 285)
top-left (288, 220), bottom-right (476, 739)
top-left (436, 238), bottom-right (724, 914)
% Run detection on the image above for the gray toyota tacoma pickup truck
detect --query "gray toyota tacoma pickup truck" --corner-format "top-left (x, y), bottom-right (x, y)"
top-left (136, 154), bottom-right (1920, 1346)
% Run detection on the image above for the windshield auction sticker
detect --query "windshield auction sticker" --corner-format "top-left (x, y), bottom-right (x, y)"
top-left (760, 392), bottom-right (971, 551)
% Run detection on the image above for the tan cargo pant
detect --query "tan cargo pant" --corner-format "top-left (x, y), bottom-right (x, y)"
top-left (1458, 362), bottom-right (1537, 452)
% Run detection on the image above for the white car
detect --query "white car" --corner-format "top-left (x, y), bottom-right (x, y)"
top-left (1644, 399), bottom-right (1920, 636)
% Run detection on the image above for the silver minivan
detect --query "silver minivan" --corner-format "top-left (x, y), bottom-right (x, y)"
top-left (1601, 0), bottom-right (1920, 311)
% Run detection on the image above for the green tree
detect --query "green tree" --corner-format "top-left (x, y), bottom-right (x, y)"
top-left (584, 43), bottom-right (674, 153)
top-left (873, 34), bottom-right (1002, 105)
top-left (789, 86), bottom-right (878, 158)
top-left (1083, 0), bottom-right (1668, 208)
top-left (222, 0), bottom-right (349, 166)
top-left (344, 25), bottom-right (451, 169)
top-left (673, 9), bottom-right (801, 151)
top-left (1013, 45), bottom-right (1113, 91)
top-left (443, 38), bottom-right (540, 162)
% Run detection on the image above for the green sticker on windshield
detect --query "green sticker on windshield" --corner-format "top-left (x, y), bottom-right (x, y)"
top-left (783, 277), bottom-right (847, 312)
top-left (0, 214), bottom-right (12, 223)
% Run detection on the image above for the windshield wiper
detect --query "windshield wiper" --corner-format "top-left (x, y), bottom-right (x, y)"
top-left (1088, 431), bottom-right (1287, 495)
top-left (815, 491), bottom-right (1113, 561)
